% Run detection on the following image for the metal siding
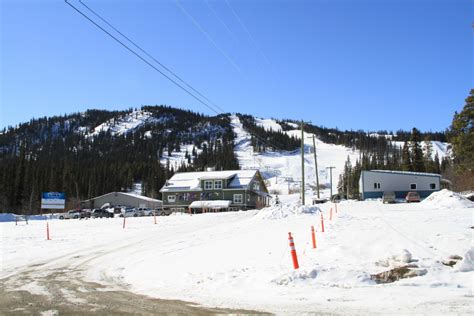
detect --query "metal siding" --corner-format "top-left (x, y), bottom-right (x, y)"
top-left (360, 171), bottom-right (440, 200)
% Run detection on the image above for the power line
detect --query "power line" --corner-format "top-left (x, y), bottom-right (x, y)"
top-left (174, 0), bottom-right (242, 75)
top-left (224, 0), bottom-right (278, 77)
top-left (65, 0), bottom-right (213, 115)
top-left (65, 0), bottom-right (284, 152)
top-left (78, 0), bottom-right (225, 115)
top-left (204, 0), bottom-right (239, 44)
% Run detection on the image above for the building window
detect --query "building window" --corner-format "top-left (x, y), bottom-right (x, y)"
top-left (410, 183), bottom-right (417, 190)
top-left (204, 180), bottom-right (213, 190)
top-left (233, 194), bottom-right (243, 204)
top-left (167, 195), bottom-right (176, 203)
top-left (214, 180), bottom-right (223, 189)
top-left (373, 182), bottom-right (381, 189)
top-left (430, 183), bottom-right (436, 190)
top-left (253, 183), bottom-right (260, 191)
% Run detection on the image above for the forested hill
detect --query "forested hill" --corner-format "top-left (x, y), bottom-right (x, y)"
top-left (0, 105), bottom-right (448, 213)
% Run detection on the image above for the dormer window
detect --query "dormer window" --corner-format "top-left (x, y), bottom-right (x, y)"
top-left (214, 180), bottom-right (223, 189)
top-left (204, 180), bottom-right (213, 190)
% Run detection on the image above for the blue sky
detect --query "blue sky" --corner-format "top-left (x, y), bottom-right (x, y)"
top-left (1, 0), bottom-right (472, 132)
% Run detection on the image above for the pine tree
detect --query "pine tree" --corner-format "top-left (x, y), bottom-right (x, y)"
top-left (448, 89), bottom-right (474, 189)
top-left (410, 128), bottom-right (425, 172)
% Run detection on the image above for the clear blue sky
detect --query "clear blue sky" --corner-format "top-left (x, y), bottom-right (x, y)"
top-left (1, 0), bottom-right (472, 132)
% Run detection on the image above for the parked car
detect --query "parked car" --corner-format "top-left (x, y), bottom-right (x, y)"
top-left (58, 210), bottom-right (79, 219)
top-left (78, 210), bottom-right (92, 219)
top-left (312, 198), bottom-right (328, 205)
top-left (137, 207), bottom-right (154, 216)
top-left (405, 191), bottom-right (421, 203)
top-left (382, 191), bottom-right (396, 204)
top-left (121, 207), bottom-right (140, 217)
top-left (92, 209), bottom-right (114, 218)
top-left (153, 208), bottom-right (172, 216)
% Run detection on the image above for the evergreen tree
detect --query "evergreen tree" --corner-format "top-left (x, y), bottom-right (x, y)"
top-left (410, 128), bottom-right (425, 172)
top-left (448, 89), bottom-right (474, 189)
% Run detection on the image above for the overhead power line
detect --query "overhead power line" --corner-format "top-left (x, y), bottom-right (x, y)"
top-left (78, 0), bottom-right (225, 115)
top-left (224, 0), bottom-right (278, 78)
top-left (65, 0), bottom-right (284, 152)
top-left (174, 0), bottom-right (242, 75)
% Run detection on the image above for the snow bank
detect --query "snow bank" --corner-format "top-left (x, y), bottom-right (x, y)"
top-left (457, 247), bottom-right (474, 272)
top-left (256, 202), bottom-right (321, 220)
top-left (422, 189), bottom-right (474, 209)
top-left (0, 213), bottom-right (50, 222)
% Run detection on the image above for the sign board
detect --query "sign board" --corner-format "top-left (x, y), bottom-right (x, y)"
top-left (41, 192), bottom-right (66, 209)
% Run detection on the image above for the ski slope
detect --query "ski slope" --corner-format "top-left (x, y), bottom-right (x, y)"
top-left (231, 115), bottom-right (359, 197)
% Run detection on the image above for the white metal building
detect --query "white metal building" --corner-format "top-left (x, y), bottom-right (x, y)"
top-left (359, 170), bottom-right (441, 200)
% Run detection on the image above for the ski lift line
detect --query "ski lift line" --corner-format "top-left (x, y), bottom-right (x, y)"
top-left (65, 1), bottom-right (284, 152)
top-left (174, 0), bottom-right (243, 75)
top-left (78, 0), bottom-right (225, 116)
top-left (204, 0), bottom-right (239, 43)
top-left (224, 0), bottom-right (278, 78)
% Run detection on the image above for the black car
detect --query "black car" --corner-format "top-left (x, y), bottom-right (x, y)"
top-left (92, 209), bottom-right (114, 218)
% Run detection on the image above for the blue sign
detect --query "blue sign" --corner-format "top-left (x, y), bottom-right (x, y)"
top-left (41, 192), bottom-right (66, 209)
top-left (42, 192), bottom-right (66, 200)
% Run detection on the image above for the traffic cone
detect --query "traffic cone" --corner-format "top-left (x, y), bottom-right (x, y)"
top-left (288, 232), bottom-right (299, 269)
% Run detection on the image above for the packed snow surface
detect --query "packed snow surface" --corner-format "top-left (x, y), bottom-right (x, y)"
top-left (2, 192), bottom-right (473, 314)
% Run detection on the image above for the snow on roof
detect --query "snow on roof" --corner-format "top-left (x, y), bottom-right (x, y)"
top-left (161, 170), bottom-right (258, 192)
top-left (83, 192), bottom-right (162, 203)
top-left (365, 170), bottom-right (442, 177)
top-left (189, 200), bottom-right (231, 209)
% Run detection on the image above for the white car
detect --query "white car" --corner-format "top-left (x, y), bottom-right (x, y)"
top-left (58, 210), bottom-right (81, 220)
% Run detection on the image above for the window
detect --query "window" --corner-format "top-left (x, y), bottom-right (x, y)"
top-left (233, 194), bottom-right (243, 204)
top-left (430, 183), bottom-right (436, 190)
top-left (204, 180), bottom-right (213, 190)
top-left (253, 183), bottom-right (260, 191)
top-left (167, 195), bottom-right (176, 203)
top-left (410, 183), bottom-right (417, 190)
top-left (214, 180), bottom-right (223, 189)
top-left (373, 182), bottom-right (381, 189)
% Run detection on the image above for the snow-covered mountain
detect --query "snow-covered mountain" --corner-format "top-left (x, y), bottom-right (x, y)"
top-left (0, 105), bottom-right (451, 211)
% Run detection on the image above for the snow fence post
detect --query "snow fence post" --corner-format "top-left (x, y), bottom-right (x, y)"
top-left (311, 225), bottom-right (317, 249)
top-left (320, 212), bottom-right (325, 232)
top-left (46, 222), bottom-right (51, 240)
top-left (154, 211), bottom-right (157, 225)
top-left (123, 216), bottom-right (126, 229)
top-left (335, 203), bottom-right (338, 213)
top-left (288, 232), bottom-right (299, 270)
top-left (329, 207), bottom-right (333, 221)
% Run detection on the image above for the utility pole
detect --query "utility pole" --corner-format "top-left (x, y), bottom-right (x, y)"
top-left (312, 135), bottom-right (320, 199)
top-left (301, 120), bottom-right (305, 205)
top-left (327, 166), bottom-right (336, 198)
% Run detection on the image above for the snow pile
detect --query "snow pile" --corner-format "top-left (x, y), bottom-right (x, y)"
top-left (376, 249), bottom-right (413, 268)
top-left (272, 268), bottom-right (318, 286)
top-left (457, 247), bottom-right (474, 272)
top-left (256, 202), bottom-right (321, 220)
top-left (422, 189), bottom-right (474, 209)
